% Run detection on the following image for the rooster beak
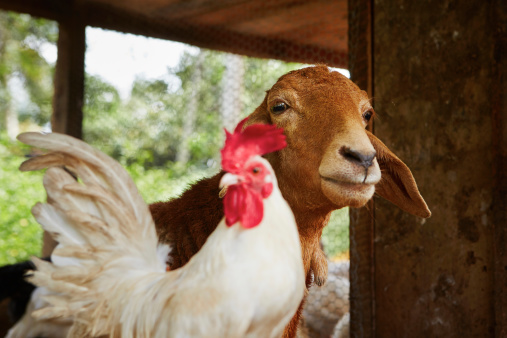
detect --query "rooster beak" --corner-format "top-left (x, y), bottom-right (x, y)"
top-left (220, 173), bottom-right (240, 189)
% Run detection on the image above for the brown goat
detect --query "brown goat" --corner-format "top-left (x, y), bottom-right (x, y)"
top-left (150, 65), bottom-right (431, 337)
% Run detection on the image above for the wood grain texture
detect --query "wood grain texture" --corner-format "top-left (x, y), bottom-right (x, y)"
top-left (0, 0), bottom-right (348, 68)
top-left (348, 0), bottom-right (375, 336)
top-left (372, 0), bottom-right (506, 336)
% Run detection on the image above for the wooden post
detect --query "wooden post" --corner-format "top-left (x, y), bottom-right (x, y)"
top-left (491, 0), bottom-right (507, 334)
top-left (51, 16), bottom-right (85, 139)
top-left (371, 0), bottom-right (506, 336)
top-left (42, 13), bottom-right (85, 257)
top-left (348, 0), bottom-right (375, 336)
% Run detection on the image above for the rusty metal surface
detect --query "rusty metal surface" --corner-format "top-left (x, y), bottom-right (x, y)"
top-left (372, 0), bottom-right (505, 336)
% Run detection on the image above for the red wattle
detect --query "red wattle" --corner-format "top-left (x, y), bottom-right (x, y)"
top-left (224, 185), bottom-right (264, 228)
top-left (224, 185), bottom-right (242, 227)
top-left (261, 182), bottom-right (273, 198)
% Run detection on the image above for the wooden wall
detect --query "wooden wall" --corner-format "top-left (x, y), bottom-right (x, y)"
top-left (350, 0), bottom-right (507, 336)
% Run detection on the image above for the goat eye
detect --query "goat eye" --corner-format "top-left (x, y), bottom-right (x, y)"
top-left (363, 110), bottom-right (373, 122)
top-left (271, 102), bottom-right (288, 114)
top-left (252, 167), bottom-right (261, 174)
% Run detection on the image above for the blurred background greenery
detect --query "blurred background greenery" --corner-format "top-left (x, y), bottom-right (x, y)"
top-left (0, 11), bottom-right (349, 265)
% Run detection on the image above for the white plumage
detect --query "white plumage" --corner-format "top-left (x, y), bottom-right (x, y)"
top-left (6, 286), bottom-right (71, 338)
top-left (15, 131), bottom-right (305, 338)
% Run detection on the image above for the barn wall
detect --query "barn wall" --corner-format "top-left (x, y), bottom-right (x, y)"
top-left (371, 0), bottom-right (506, 336)
top-left (348, 0), bottom-right (375, 335)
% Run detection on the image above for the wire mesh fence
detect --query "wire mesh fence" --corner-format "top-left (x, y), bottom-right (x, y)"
top-left (0, 1), bottom-right (352, 336)
top-left (85, 43), bottom-right (352, 337)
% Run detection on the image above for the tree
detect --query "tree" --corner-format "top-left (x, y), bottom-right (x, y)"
top-left (83, 74), bottom-right (123, 157)
top-left (0, 11), bottom-right (57, 138)
top-left (80, 47), bottom-right (301, 173)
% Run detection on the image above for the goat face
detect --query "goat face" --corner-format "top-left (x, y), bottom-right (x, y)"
top-left (246, 65), bottom-right (378, 209)
top-left (248, 65), bottom-right (430, 217)
top-left (249, 66), bottom-right (380, 208)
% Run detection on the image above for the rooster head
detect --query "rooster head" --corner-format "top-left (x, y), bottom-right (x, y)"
top-left (220, 118), bottom-right (287, 228)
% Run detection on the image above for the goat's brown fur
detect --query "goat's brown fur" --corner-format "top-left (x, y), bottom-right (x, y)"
top-left (150, 65), bottom-right (431, 338)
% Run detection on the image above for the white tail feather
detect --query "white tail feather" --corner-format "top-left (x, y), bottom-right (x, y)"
top-left (18, 132), bottom-right (170, 336)
top-left (18, 131), bottom-right (305, 338)
top-left (18, 132), bottom-right (154, 238)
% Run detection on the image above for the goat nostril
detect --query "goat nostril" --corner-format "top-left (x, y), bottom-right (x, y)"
top-left (340, 146), bottom-right (376, 168)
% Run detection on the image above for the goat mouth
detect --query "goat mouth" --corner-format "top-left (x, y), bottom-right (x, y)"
top-left (320, 175), bottom-right (376, 206)
top-left (320, 175), bottom-right (373, 188)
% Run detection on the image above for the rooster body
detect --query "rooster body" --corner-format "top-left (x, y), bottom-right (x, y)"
top-left (147, 182), bottom-right (302, 337)
top-left (16, 121), bottom-right (305, 338)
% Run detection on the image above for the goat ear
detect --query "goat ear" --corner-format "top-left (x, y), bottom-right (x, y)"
top-left (367, 130), bottom-right (431, 218)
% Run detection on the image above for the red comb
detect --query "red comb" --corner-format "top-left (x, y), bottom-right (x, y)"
top-left (221, 117), bottom-right (287, 174)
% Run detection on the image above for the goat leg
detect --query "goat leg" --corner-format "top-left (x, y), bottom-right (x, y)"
top-left (310, 246), bottom-right (328, 286)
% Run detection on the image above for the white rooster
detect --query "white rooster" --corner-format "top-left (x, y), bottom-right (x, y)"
top-left (12, 119), bottom-right (305, 338)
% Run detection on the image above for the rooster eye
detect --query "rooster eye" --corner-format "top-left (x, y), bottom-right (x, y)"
top-left (252, 167), bottom-right (261, 174)
top-left (363, 110), bottom-right (373, 122)
top-left (271, 102), bottom-right (288, 114)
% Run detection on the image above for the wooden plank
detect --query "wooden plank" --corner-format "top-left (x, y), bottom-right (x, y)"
top-left (203, 1), bottom-right (346, 33)
top-left (491, 0), bottom-right (507, 335)
top-left (43, 10), bottom-right (86, 256)
top-left (51, 15), bottom-right (85, 138)
top-left (93, 0), bottom-right (251, 20)
top-left (81, 1), bottom-right (347, 67)
top-left (0, 0), bottom-right (348, 67)
top-left (348, 0), bottom-right (375, 336)
top-left (0, 300), bottom-right (11, 337)
top-left (0, 0), bottom-right (68, 21)
top-left (152, 0), bottom-right (278, 21)
top-left (372, 1), bottom-right (501, 336)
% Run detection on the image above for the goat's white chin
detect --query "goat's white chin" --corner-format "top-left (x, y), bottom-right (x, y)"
top-left (320, 177), bottom-right (375, 208)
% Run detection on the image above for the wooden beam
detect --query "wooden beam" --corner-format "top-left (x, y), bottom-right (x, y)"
top-left (0, 300), bottom-right (11, 337)
top-left (348, 0), bottom-right (375, 336)
top-left (0, 0), bottom-right (69, 21)
top-left (372, 1), bottom-right (502, 336)
top-left (43, 11), bottom-right (86, 256)
top-left (51, 16), bottom-right (85, 138)
top-left (80, 2), bottom-right (348, 68)
top-left (491, 0), bottom-right (507, 334)
top-left (0, 0), bottom-right (348, 67)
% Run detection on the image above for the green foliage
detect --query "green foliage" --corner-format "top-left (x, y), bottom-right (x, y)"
top-left (242, 58), bottom-right (299, 116)
top-left (0, 132), bottom-right (44, 264)
top-left (82, 49), bottom-right (301, 174)
top-left (0, 129), bottom-right (217, 265)
top-left (0, 129), bottom-right (349, 265)
top-left (83, 74), bottom-right (124, 159)
top-left (0, 12), bottom-right (56, 127)
top-left (0, 18), bottom-right (350, 265)
top-left (322, 208), bottom-right (350, 258)
top-left (126, 163), bottom-right (215, 204)
top-left (174, 50), bottom-right (226, 166)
